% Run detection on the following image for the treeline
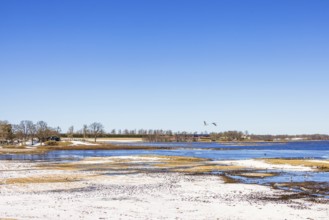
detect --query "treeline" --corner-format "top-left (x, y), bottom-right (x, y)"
top-left (144, 130), bottom-right (329, 142)
top-left (249, 134), bottom-right (329, 141)
top-left (211, 132), bottom-right (329, 142)
top-left (2, 119), bottom-right (329, 145)
top-left (143, 130), bottom-right (199, 142)
top-left (0, 120), bottom-right (60, 145)
top-left (0, 120), bottom-right (105, 145)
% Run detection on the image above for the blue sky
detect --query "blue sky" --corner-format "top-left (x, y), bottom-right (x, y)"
top-left (1, 0), bottom-right (328, 134)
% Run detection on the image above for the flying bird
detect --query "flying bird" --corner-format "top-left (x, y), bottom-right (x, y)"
top-left (204, 121), bottom-right (218, 126)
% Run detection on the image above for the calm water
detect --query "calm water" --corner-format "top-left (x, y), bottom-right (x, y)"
top-left (1, 141), bottom-right (329, 161)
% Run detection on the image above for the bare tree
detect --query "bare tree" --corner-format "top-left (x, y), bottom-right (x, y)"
top-left (36, 121), bottom-right (50, 145)
top-left (56, 126), bottom-right (62, 134)
top-left (67, 126), bottom-right (74, 140)
top-left (27, 121), bottom-right (36, 145)
top-left (89, 122), bottom-right (104, 142)
top-left (14, 120), bottom-right (34, 145)
top-left (83, 124), bottom-right (88, 140)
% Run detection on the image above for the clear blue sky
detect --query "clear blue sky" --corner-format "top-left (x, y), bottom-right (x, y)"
top-left (1, 0), bottom-right (328, 135)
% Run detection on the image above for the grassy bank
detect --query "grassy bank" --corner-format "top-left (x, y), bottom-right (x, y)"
top-left (0, 143), bottom-right (172, 155)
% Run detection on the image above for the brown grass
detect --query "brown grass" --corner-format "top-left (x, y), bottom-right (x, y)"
top-left (0, 147), bottom-right (48, 155)
top-left (1, 145), bottom-right (26, 149)
top-left (0, 144), bottom-right (174, 155)
top-left (150, 156), bottom-right (245, 173)
top-left (1, 175), bottom-right (83, 185)
top-left (41, 144), bottom-right (172, 151)
top-left (39, 155), bottom-right (248, 175)
top-left (238, 172), bottom-right (277, 178)
top-left (221, 175), bottom-right (239, 183)
top-left (41, 162), bottom-right (131, 171)
top-left (176, 165), bottom-right (244, 173)
top-left (263, 159), bottom-right (329, 171)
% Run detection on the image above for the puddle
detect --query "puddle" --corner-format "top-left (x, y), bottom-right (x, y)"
top-left (222, 170), bottom-right (329, 198)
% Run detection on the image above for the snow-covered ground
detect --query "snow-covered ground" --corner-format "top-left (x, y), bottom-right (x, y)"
top-left (218, 159), bottom-right (315, 171)
top-left (69, 140), bottom-right (98, 146)
top-left (0, 158), bottom-right (328, 219)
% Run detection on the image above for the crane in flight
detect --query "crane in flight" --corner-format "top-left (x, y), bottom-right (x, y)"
top-left (204, 121), bottom-right (218, 126)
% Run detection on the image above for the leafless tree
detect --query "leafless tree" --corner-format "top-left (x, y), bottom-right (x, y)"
top-left (83, 124), bottom-right (88, 140)
top-left (14, 120), bottom-right (34, 144)
top-left (89, 122), bottom-right (104, 142)
top-left (56, 126), bottom-right (62, 134)
top-left (67, 126), bottom-right (74, 140)
top-left (27, 121), bottom-right (36, 145)
top-left (36, 121), bottom-right (50, 145)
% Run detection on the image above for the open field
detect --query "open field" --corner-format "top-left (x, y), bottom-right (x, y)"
top-left (62, 137), bottom-right (143, 143)
top-left (0, 142), bottom-right (171, 155)
top-left (0, 156), bottom-right (328, 219)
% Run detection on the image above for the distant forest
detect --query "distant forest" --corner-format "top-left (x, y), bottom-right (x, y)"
top-left (1, 120), bottom-right (329, 144)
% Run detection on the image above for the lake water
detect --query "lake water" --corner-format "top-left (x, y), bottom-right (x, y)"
top-left (1, 141), bottom-right (328, 197)
top-left (1, 141), bottom-right (329, 161)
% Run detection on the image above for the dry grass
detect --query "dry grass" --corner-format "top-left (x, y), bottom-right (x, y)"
top-left (39, 156), bottom-right (146, 171)
top-left (1, 145), bottom-right (26, 149)
top-left (41, 144), bottom-right (172, 151)
top-left (153, 156), bottom-right (206, 169)
top-left (151, 156), bottom-right (244, 173)
top-left (221, 175), bottom-right (239, 184)
top-left (0, 147), bottom-right (48, 155)
top-left (0, 144), bottom-right (173, 155)
top-left (58, 141), bottom-right (73, 146)
top-left (263, 159), bottom-right (329, 171)
top-left (42, 162), bottom-right (131, 171)
top-left (84, 138), bottom-right (143, 142)
top-left (176, 165), bottom-right (244, 173)
top-left (0, 175), bottom-right (83, 185)
top-left (238, 172), bottom-right (277, 178)
top-left (39, 155), bottom-right (247, 175)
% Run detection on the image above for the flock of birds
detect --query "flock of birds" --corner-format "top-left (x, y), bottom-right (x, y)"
top-left (204, 121), bottom-right (217, 126)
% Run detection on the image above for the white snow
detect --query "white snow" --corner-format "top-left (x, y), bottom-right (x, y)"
top-left (0, 159), bottom-right (328, 220)
top-left (218, 159), bottom-right (314, 171)
top-left (69, 140), bottom-right (98, 146)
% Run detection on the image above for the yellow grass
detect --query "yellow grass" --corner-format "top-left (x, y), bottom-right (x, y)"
top-left (221, 175), bottom-right (239, 184)
top-left (238, 172), bottom-right (277, 178)
top-left (1, 175), bottom-right (83, 185)
top-left (38, 155), bottom-right (247, 175)
top-left (39, 162), bottom-right (129, 171)
top-left (54, 141), bottom-right (73, 146)
top-left (0, 144), bottom-right (176, 155)
top-left (0, 147), bottom-right (48, 155)
top-left (152, 156), bottom-right (205, 169)
top-left (177, 165), bottom-right (244, 173)
top-left (263, 159), bottom-right (329, 171)
top-left (150, 156), bottom-right (245, 172)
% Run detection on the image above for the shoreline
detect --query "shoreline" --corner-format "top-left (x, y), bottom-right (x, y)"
top-left (1, 139), bottom-right (328, 156)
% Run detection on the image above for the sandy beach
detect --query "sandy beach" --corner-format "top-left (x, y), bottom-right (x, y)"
top-left (0, 157), bottom-right (328, 220)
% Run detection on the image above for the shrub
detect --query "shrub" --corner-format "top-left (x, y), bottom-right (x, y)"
top-left (45, 140), bottom-right (59, 146)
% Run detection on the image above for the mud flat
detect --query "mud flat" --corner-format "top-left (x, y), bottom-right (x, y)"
top-left (0, 156), bottom-right (328, 219)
